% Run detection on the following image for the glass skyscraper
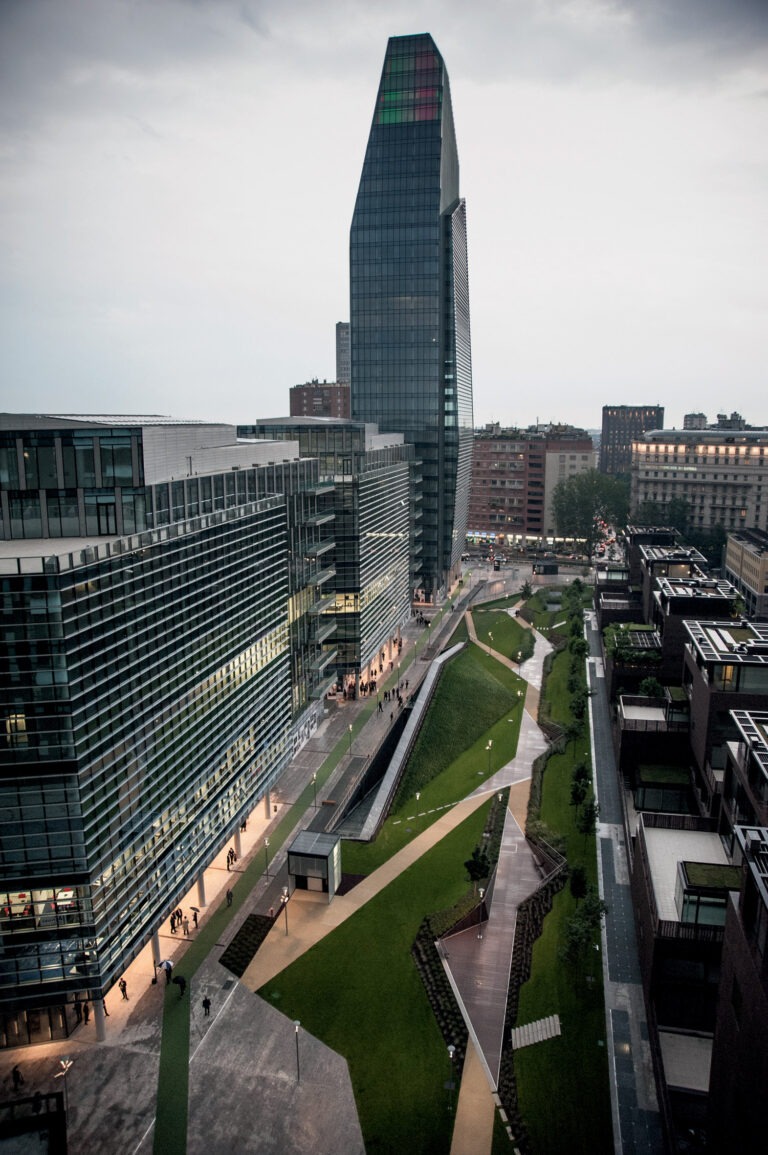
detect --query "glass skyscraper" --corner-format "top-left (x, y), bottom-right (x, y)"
top-left (350, 33), bottom-right (474, 600)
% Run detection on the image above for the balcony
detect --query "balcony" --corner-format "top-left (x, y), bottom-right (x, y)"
top-left (305, 537), bottom-right (335, 559)
top-left (313, 619), bottom-right (337, 645)
top-left (310, 648), bottom-right (337, 673)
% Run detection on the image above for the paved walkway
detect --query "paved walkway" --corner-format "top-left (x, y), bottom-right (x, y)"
top-left (586, 609), bottom-right (664, 1154)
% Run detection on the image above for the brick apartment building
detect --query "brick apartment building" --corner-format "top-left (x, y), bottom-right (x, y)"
top-left (467, 424), bottom-right (594, 545)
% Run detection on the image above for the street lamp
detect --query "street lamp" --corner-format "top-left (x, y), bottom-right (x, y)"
top-left (488, 631), bottom-right (493, 654)
top-left (446, 1044), bottom-right (456, 1113)
top-left (348, 724), bottom-right (353, 755)
top-left (517, 650), bottom-right (522, 665)
top-left (486, 739), bottom-right (493, 775)
top-left (312, 772), bottom-right (318, 809)
top-left (54, 1056), bottom-right (73, 1115)
top-left (281, 887), bottom-right (289, 936)
top-left (294, 1020), bottom-right (301, 1083)
top-left (264, 837), bottom-right (270, 877)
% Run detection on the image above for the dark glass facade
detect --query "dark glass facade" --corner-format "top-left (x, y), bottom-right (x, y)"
top-left (350, 33), bottom-right (473, 599)
top-left (240, 420), bottom-right (414, 677)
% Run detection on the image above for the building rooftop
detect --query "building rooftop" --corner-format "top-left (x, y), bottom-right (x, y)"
top-left (727, 528), bottom-right (768, 555)
top-left (731, 710), bottom-right (768, 775)
top-left (655, 577), bottom-right (735, 601)
top-left (639, 544), bottom-right (707, 566)
top-left (684, 620), bottom-right (768, 664)
top-left (734, 825), bottom-right (768, 909)
top-left (644, 827), bottom-right (729, 921)
top-left (0, 413), bottom-right (213, 428)
top-left (288, 830), bottom-right (341, 857)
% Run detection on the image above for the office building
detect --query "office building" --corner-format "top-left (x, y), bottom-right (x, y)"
top-left (468, 424), bottom-right (594, 544)
top-left (725, 528), bottom-right (768, 620)
top-left (239, 418), bottom-right (415, 686)
top-left (350, 33), bottom-right (474, 601)
top-left (600, 405), bottom-right (663, 476)
top-left (0, 416), bottom-right (330, 1047)
top-left (335, 323), bottom-right (350, 385)
top-left (289, 380), bottom-right (350, 420)
top-left (631, 427), bottom-right (768, 533)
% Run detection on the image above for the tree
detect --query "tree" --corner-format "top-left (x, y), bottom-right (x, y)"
top-left (570, 778), bottom-right (587, 810)
top-left (520, 580), bottom-right (532, 600)
top-left (577, 799), bottom-right (600, 846)
top-left (638, 676), bottom-right (663, 697)
top-left (464, 845), bottom-right (490, 893)
top-left (551, 470), bottom-right (629, 558)
top-left (572, 761), bottom-right (590, 785)
top-left (569, 864), bottom-right (587, 903)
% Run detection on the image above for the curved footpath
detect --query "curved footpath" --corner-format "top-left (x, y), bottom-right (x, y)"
top-left (1, 569), bottom-right (559, 1155)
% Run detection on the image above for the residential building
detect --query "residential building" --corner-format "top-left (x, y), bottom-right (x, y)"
top-left (335, 322), bottom-right (350, 385)
top-left (600, 405), bottom-right (664, 476)
top-left (0, 416), bottom-right (330, 1047)
top-left (239, 418), bottom-right (415, 683)
top-left (630, 813), bottom-right (741, 1145)
top-left (350, 33), bottom-right (474, 601)
top-left (708, 824), bottom-right (768, 1151)
top-left (682, 620), bottom-right (768, 816)
top-left (623, 524), bottom-right (679, 587)
top-left (289, 380), bottom-right (351, 420)
top-left (631, 427), bottom-right (768, 534)
top-left (467, 425), bottom-right (594, 545)
top-left (684, 413), bottom-right (707, 431)
top-left (720, 711), bottom-right (768, 850)
top-left (724, 528), bottom-right (768, 620)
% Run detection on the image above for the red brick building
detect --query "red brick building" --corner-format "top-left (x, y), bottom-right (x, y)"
top-left (289, 380), bottom-right (351, 419)
top-left (467, 424), bottom-right (595, 546)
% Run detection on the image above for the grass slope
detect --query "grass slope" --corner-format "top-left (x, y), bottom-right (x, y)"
top-left (258, 800), bottom-right (492, 1155)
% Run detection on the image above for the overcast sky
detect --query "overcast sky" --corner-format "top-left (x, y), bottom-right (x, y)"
top-left (1, 0), bottom-right (767, 432)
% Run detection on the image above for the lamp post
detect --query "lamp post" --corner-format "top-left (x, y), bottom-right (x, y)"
top-left (54, 1056), bottom-right (73, 1115)
top-left (486, 739), bottom-right (493, 775)
top-left (348, 724), bottom-right (353, 755)
top-left (517, 650), bottom-right (522, 666)
top-left (312, 772), bottom-right (318, 809)
top-left (281, 887), bottom-right (289, 936)
top-left (294, 1020), bottom-right (301, 1083)
top-left (264, 837), bottom-right (270, 877)
top-left (487, 631), bottom-right (493, 655)
top-left (446, 1044), bottom-right (456, 1113)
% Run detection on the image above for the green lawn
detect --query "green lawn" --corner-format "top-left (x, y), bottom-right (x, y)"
top-left (471, 608), bottom-right (535, 663)
top-left (513, 645), bottom-right (612, 1153)
top-left (259, 800), bottom-right (493, 1155)
top-left (344, 646), bottom-right (525, 876)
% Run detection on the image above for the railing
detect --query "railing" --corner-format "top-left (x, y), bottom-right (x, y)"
top-left (642, 812), bottom-right (718, 832)
top-left (619, 718), bottom-right (689, 732)
top-left (656, 919), bottom-right (724, 943)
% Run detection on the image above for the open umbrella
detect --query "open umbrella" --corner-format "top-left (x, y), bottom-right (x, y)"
top-left (171, 975), bottom-right (187, 997)
top-left (190, 906), bottom-right (200, 913)
top-left (157, 959), bottom-right (172, 971)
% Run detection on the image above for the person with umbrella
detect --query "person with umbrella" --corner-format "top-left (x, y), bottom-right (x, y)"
top-left (157, 959), bottom-right (173, 984)
top-left (172, 975), bottom-right (187, 998)
top-left (191, 906), bottom-right (199, 929)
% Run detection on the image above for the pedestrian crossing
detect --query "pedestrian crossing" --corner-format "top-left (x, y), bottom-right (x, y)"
top-left (510, 1013), bottom-right (561, 1050)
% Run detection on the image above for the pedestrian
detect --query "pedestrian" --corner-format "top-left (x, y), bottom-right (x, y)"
top-left (202, 996), bottom-right (211, 1017)
top-left (390, 712), bottom-right (393, 722)
top-left (170, 912), bottom-right (177, 933)
top-left (176, 907), bottom-right (182, 922)
top-left (165, 964), bottom-right (173, 985)
top-left (177, 976), bottom-right (187, 998)
top-left (226, 888), bottom-right (233, 907)
top-left (74, 999), bottom-right (82, 1023)
top-left (193, 910), bottom-right (198, 929)
top-left (405, 680), bottom-right (409, 690)
top-left (119, 978), bottom-right (128, 1000)
top-left (12, 1065), bottom-right (23, 1092)
top-left (83, 1001), bottom-right (90, 1024)
top-left (103, 999), bottom-right (109, 1017)
top-left (226, 852), bottom-right (231, 871)
top-left (182, 917), bottom-right (190, 936)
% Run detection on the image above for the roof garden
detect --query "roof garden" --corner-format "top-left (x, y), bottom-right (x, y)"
top-left (684, 620), bottom-right (768, 665)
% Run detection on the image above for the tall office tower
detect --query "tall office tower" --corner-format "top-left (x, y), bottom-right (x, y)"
top-left (350, 34), bottom-right (474, 601)
top-left (335, 323), bottom-right (351, 385)
top-left (600, 405), bottom-right (664, 475)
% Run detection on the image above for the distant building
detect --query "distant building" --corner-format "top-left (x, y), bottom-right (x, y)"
top-left (335, 322), bottom-right (350, 385)
top-left (289, 380), bottom-right (351, 419)
top-left (725, 528), bottom-right (768, 620)
top-left (631, 427), bottom-right (768, 533)
top-left (684, 413), bottom-right (707, 430)
top-left (600, 405), bottom-right (664, 475)
top-left (239, 418), bottom-right (416, 682)
top-left (467, 425), bottom-right (594, 544)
